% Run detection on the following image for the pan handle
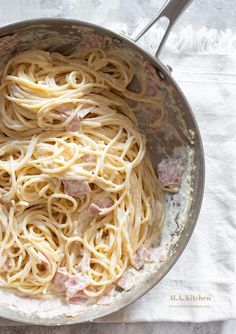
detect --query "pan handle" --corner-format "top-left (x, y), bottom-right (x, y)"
top-left (132, 0), bottom-right (193, 57)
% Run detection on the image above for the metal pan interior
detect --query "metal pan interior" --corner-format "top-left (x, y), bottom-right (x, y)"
top-left (0, 19), bottom-right (204, 325)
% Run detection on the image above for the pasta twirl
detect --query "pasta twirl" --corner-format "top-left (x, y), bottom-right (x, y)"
top-left (0, 49), bottom-right (165, 302)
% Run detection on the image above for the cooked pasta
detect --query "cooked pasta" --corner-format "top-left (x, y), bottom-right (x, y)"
top-left (0, 49), bottom-right (165, 303)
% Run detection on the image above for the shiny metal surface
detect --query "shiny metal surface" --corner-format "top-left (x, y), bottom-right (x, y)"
top-left (0, 18), bottom-right (204, 325)
top-left (132, 0), bottom-right (194, 57)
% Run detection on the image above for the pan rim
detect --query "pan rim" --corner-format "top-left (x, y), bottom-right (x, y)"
top-left (0, 17), bottom-right (205, 326)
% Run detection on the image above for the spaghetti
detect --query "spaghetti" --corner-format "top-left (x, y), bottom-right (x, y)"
top-left (0, 49), bottom-right (165, 302)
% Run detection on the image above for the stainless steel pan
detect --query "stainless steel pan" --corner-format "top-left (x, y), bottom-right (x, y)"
top-left (0, 0), bottom-right (204, 325)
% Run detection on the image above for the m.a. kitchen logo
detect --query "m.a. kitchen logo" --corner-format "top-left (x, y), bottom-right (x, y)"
top-left (169, 293), bottom-right (213, 308)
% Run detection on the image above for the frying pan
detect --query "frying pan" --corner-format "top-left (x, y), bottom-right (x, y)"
top-left (0, 0), bottom-right (204, 325)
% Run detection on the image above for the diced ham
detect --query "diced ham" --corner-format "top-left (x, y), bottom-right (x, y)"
top-left (88, 197), bottom-right (113, 217)
top-left (56, 104), bottom-right (95, 132)
top-left (88, 203), bottom-right (101, 217)
top-left (68, 295), bottom-right (88, 305)
top-left (132, 253), bottom-right (143, 270)
top-left (60, 111), bottom-right (81, 132)
top-left (67, 289), bottom-right (90, 304)
top-left (62, 179), bottom-right (90, 197)
top-left (116, 271), bottom-right (135, 291)
top-left (67, 116), bottom-right (81, 132)
top-left (55, 104), bottom-right (82, 132)
top-left (54, 267), bottom-right (70, 292)
top-left (132, 246), bottom-right (152, 270)
top-left (157, 158), bottom-right (184, 190)
top-left (132, 246), bottom-right (166, 270)
top-left (97, 294), bottom-right (113, 306)
top-left (97, 284), bottom-right (115, 305)
top-left (65, 273), bottom-right (89, 301)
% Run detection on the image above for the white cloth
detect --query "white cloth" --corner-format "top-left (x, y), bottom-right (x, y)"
top-left (99, 51), bottom-right (236, 322)
top-left (1, 32), bottom-right (236, 325)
